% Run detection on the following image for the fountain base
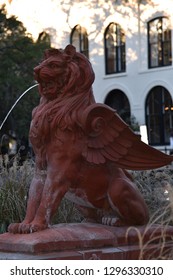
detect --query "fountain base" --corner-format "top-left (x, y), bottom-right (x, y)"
top-left (0, 223), bottom-right (173, 259)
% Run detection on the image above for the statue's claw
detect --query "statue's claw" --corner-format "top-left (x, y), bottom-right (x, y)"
top-left (18, 223), bottom-right (31, 234)
top-left (30, 223), bottom-right (47, 233)
top-left (102, 217), bottom-right (126, 226)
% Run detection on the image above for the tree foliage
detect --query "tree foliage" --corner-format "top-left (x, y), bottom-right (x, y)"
top-left (0, 5), bottom-right (50, 139)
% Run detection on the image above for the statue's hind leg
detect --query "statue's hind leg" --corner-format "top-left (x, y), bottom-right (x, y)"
top-left (106, 174), bottom-right (149, 226)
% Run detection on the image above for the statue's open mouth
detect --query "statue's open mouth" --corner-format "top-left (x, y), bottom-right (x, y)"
top-left (37, 80), bottom-right (58, 100)
top-left (40, 81), bottom-right (55, 92)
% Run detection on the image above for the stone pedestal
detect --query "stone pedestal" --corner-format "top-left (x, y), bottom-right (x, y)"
top-left (0, 223), bottom-right (173, 259)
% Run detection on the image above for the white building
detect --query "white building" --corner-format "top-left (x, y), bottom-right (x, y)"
top-left (2, 0), bottom-right (173, 149)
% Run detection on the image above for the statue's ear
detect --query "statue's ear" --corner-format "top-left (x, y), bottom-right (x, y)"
top-left (64, 44), bottom-right (76, 57)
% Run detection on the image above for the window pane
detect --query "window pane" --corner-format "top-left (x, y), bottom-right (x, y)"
top-left (105, 23), bottom-right (125, 74)
top-left (148, 17), bottom-right (172, 68)
top-left (149, 19), bottom-right (159, 43)
top-left (71, 29), bottom-right (80, 52)
top-left (146, 86), bottom-right (173, 145)
top-left (150, 44), bottom-right (159, 67)
top-left (105, 90), bottom-right (130, 123)
top-left (80, 27), bottom-right (89, 57)
top-left (106, 33), bottom-right (116, 73)
top-left (70, 25), bottom-right (89, 58)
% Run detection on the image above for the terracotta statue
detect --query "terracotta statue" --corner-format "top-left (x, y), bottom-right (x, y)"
top-left (8, 45), bottom-right (173, 234)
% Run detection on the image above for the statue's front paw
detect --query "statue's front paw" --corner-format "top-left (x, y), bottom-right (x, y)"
top-left (8, 223), bottom-right (20, 234)
top-left (8, 222), bottom-right (31, 234)
top-left (8, 222), bottom-right (48, 234)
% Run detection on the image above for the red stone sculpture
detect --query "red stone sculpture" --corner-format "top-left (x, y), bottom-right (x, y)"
top-left (8, 45), bottom-right (173, 234)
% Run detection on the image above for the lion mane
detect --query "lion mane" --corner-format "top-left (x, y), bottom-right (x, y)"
top-left (33, 45), bottom-right (95, 127)
top-left (30, 45), bottom-right (95, 169)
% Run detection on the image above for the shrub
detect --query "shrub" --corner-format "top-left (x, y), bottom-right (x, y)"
top-left (130, 166), bottom-right (173, 225)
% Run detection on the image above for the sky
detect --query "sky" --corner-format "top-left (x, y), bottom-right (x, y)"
top-left (0, 0), bottom-right (64, 40)
top-left (1, 0), bottom-right (173, 41)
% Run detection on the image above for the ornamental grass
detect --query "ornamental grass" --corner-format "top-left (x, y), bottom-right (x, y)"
top-left (0, 155), bottom-right (173, 238)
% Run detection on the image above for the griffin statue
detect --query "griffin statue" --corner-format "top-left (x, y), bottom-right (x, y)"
top-left (8, 45), bottom-right (173, 234)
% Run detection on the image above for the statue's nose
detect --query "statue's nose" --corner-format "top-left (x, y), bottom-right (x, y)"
top-left (33, 65), bottom-right (41, 82)
top-left (34, 65), bottom-right (40, 74)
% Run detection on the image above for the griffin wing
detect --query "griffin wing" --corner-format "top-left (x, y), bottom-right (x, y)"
top-left (81, 103), bottom-right (172, 170)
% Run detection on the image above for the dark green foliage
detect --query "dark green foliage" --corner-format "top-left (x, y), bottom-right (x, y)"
top-left (0, 5), bottom-right (50, 138)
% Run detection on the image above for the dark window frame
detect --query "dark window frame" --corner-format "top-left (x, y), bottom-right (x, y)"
top-left (145, 86), bottom-right (173, 145)
top-left (104, 22), bottom-right (126, 74)
top-left (148, 17), bottom-right (172, 68)
top-left (104, 89), bottom-right (130, 124)
top-left (70, 24), bottom-right (89, 58)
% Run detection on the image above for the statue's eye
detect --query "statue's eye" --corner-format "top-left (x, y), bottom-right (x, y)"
top-left (50, 64), bottom-right (57, 69)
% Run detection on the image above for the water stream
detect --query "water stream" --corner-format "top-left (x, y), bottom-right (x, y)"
top-left (0, 83), bottom-right (38, 132)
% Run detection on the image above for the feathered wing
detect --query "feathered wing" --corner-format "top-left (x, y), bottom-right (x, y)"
top-left (81, 103), bottom-right (172, 170)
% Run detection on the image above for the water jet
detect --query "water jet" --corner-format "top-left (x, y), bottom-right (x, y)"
top-left (0, 83), bottom-right (38, 132)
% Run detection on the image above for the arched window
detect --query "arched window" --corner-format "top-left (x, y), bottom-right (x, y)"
top-left (70, 25), bottom-right (89, 58)
top-left (148, 17), bottom-right (172, 68)
top-left (105, 89), bottom-right (130, 124)
top-left (104, 23), bottom-right (126, 74)
top-left (37, 32), bottom-right (51, 44)
top-left (146, 86), bottom-right (173, 145)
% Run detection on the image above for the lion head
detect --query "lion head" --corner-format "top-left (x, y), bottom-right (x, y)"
top-left (34, 44), bottom-right (95, 102)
